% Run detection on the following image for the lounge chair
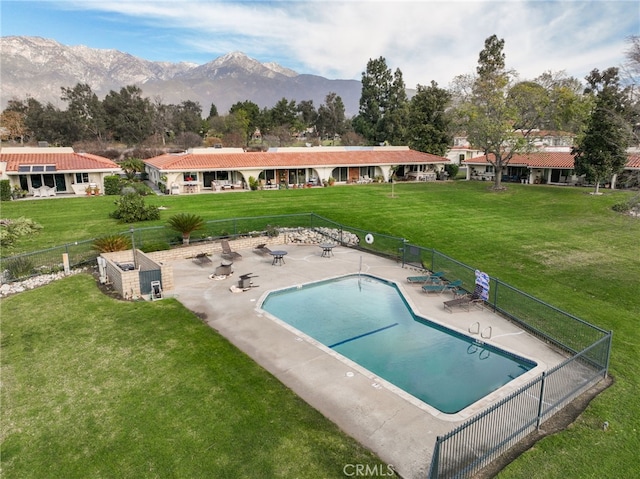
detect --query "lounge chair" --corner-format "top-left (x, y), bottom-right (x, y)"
top-left (220, 239), bottom-right (242, 261)
top-left (443, 295), bottom-right (483, 313)
top-left (444, 291), bottom-right (484, 313)
top-left (193, 252), bottom-right (213, 266)
top-left (407, 272), bottom-right (444, 284)
top-left (422, 279), bottom-right (463, 295)
top-left (253, 244), bottom-right (272, 256)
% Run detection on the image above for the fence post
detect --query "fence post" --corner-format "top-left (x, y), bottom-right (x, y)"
top-left (492, 279), bottom-right (499, 312)
top-left (536, 371), bottom-right (547, 430)
top-left (401, 239), bottom-right (407, 267)
top-left (62, 253), bottom-right (70, 274)
top-left (428, 436), bottom-right (442, 479)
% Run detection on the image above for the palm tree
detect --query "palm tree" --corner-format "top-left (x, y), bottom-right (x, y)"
top-left (167, 213), bottom-right (205, 245)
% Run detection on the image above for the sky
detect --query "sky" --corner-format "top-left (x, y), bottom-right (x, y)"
top-left (1, 0), bottom-right (638, 88)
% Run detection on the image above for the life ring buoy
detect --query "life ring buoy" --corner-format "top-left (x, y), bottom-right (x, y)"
top-left (365, 233), bottom-right (374, 244)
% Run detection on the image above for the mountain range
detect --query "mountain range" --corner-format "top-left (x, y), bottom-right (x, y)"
top-left (0, 36), bottom-right (363, 116)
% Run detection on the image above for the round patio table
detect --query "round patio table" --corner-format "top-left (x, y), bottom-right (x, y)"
top-left (319, 243), bottom-right (335, 258)
top-left (269, 250), bottom-right (287, 266)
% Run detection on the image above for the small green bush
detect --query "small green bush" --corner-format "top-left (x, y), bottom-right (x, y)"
top-left (5, 255), bottom-right (35, 280)
top-left (265, 224), bottom-right (279, 237)
top-left (248, 176), bottom-right (259, 191)
top-left (0, 180), bottom-right (11, 201)
top-left (0, 217), bottom-right (43, 248)
top-left (611, 202), bottom-right (631, 213)
top-left (109, 193), bottom-right (160, 223)
top-left (103, 175), bottom-right (122, 196)
top-left (445, 164), bottom-right (460, 179)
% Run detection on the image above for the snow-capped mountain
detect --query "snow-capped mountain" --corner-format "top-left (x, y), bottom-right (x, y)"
top-left (0, 36), bottom-right (361, 115)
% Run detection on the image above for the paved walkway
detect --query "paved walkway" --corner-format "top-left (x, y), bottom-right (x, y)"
top-left (168, 244), bottom-right (568, 479)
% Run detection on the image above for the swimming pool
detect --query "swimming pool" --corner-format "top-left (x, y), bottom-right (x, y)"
top-left (260, 274), bottom-right (536, 414)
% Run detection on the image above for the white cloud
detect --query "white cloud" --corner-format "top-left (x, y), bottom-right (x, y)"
top-left (57, 1), bottom-right (640, 86)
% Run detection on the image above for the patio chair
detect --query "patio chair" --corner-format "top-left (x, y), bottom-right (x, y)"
top-left (220, 239), bottom-right (242, 261)
top-left (407, 271), bottom-right (444, 284)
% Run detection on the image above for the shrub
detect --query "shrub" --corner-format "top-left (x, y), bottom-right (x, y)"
top-left (5, 255), bottom-right (35, 280)
top-left (110, 193), bottom-right (160, 223)
top-left (265, 224), bottom-right (279, 237)
top-left (0, 217), bottom-right (43, 248)
top-left (445, 164), bottom-right (460, 179)
top-left (611, 202), bottom-right (631, 213)
top-left (93, 234), bottom-right (131, 252)
top-left (0, 180), bottom-right (11, 201)
top-left (248, 176), bottom-right (259, 191)
top-left (126, 181), bottom-right (153, 196)
top-left (103, 175), bottom-right (122, 195)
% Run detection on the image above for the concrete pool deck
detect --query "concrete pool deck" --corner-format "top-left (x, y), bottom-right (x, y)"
top-left (168, 244), bottom-right (569, 479)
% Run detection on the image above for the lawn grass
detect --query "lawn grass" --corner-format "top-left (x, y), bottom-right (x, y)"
top-left (2, 181), bottom-right (639, 478)
top-left (1, 275), bottom-right (385, 478)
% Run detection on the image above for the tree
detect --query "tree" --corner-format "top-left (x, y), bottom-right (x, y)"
top-left (269, 98), bottom-right (299, 130)
top-left (297, 100), bottom-right (318, 129)
top-left (407, 81), bottom-right (452, 156)
top-left (171, 100), bottom-right (203, 135)
top-left (208, 103), bottom-right (219, 119)
top-left (354, 57), bottom-right (409, 145)
top-left (534, 71), bottom-right (592, 133)
top-left (0, 110), bottom-right (27, 144)
top-left (623, 36), bottom-right (640, 144)
top-left (176, 131), bottom-right (203, 149)
top-left (458, 35), bottom-right (539, 190)
top-left (118, 158), bottom-right (146, 181)
top-left (229, 100), bottom-right (261, 144)
top-left (60, 83), bottom-right (107, 143)
top-left (103, 85), bottom-right (153, 145)
top-left (316, 92), bottom-right (346, 143)
top-left (572, 67), bottom-right (634, 194)
top-left (167, 213), bottom-right (205, 245)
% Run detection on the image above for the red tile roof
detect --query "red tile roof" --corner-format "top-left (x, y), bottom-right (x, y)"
top-left (463, 151), bottom-right (639, 169)
top-left (627, 155), bottom-right (640, 169)
top-left (144, 148), bottom-right (449, 171)
top-left (1, 149), bottom-right (119, 172)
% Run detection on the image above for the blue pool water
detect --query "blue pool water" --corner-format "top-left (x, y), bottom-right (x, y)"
top-left (260, 274), bottom-right (536, 414)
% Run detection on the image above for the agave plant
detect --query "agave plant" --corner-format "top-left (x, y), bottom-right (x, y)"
top-left (167, 213), bottom-right (205, 245)
top-left (92, 234), bottom-right (132, 253)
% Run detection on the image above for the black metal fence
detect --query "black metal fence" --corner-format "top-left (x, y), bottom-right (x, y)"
top-left (0, 213), bottom-right (612, 479)
top-left (402, 246), bottom-right (612, 479)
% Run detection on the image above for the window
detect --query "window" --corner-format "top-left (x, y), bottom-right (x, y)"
top-left (75, 173), bottom-right (89, 183)
top-left (331, 167), bottom-right (348, 182)
top-left (183, 173), bottom-right (198, 182)
top-left (18, 164), bottom-right (56, 172)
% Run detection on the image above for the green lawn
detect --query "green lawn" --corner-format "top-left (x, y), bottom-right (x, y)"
top-left (2, 181), bottom-right (639, 478)
top-left (1, 276), bottom-right (385, 478)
